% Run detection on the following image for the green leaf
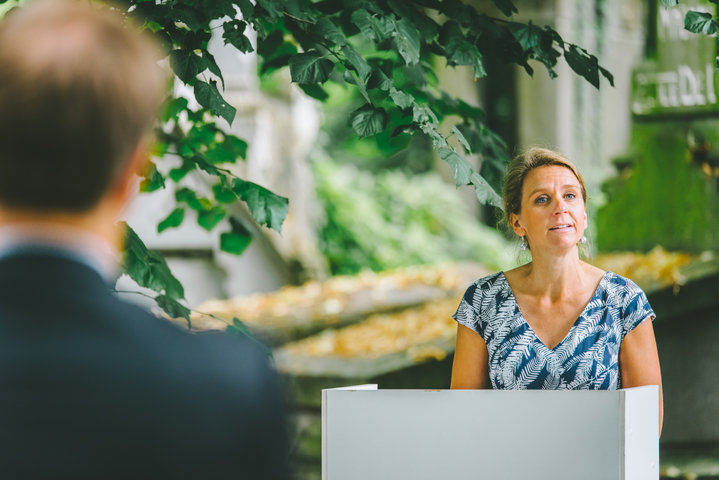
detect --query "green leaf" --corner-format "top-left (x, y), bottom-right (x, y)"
top-left (368, 63), bottom-right (393, 91)
top-left (212, 180), bottom-right (237, 203)
top-left (123, 224), bottom-right (184, 299)
top-left (227, 317), bottom-right (251, 336)
top-left (194, 80), bottom-right (237, 125)
top-left (439, 147), bottom-right (472, 186)
top-left (231, 178), bottom-right (289, 231)
top-left (350, 104), bottom-right (388, 137)
top-left (190, 154), bottom-right (222, 176)
top-left (220, 217), bottom-right (253, 255)
top-left (394, 17), bottom-right (421, 65)
top-left (202, 50), bottom-right (224, 89)
top-left (493, 0), bottom-right (517, 16)
top-left (171, 4), bottom-right (204, 32)
top-left (470, 172), bottom-right (503, 209)
top-left (299, 83), bottom-right (330, 101)
top-left (182, 29), bottom-right (212, 51)
top-left (660, 0), bottom-right (678, 6)
top-left (445, 40), bottom-right (481, 67)
top-left (168, 162), bottom-right (192, 182)
top-left (599, 66), bottom-right (615, 87)
top-left (316, 17), bottom-right (347, 46)
top-left (346, 70), bottom-right (372, 104)
top-left (351, 9), bottom-right (394, 43)
top-left (257, 1), bottom-right (283, 19)
top-left (289, 51), bottom-right (334, 84)
top-left (508, 23), bottom-right (562, 78)
top-left (161, 97), bottom-right (189, 123)
top-left (169, 49), bottom-right (206, 83)
top-left (473, 58), bottom-right (488, 79)
top-left (158, 208), bottom-right (185, 233)
top-left (197, 206), bottom-right (226, 231)
top-left (140, 162), bottom-right (165, 193)
top-left (202, 0), bottom-right (240, 20)
top-left (437, 21), bottom-right (485, 78)
top-left (185, 122), bottom-right (217, 146)
top-left (508, 22), bottom-right (542, 51)
top-left (564, 44), bottom-right (600, 89)
top-left (175, 187), bottom-right (204, 211)
top-left (341, 44), bottom-right (372, 85)
top-left (236, 0), bottom-right (255, 19)
top-left (412, 103), bottom-right (439, 126)
top-left (455, 123), bottom-right (483, 153)
top-left (389, 87), bottom-right (415, 109)
top-left (386, 0), bottom-right (439, 40)
top-left (155, 294), bottom-right (191, 322)
top-left (257, 31), bottom-right (298, 75)
top-left (685, 11), bottom-right (719, 35)
top-left (223, 20), bottom-right (253, 53)
top-left (223, 135), bottom-right (248, 159)
top-left (225, 317), bottom-right (271, 355)
top-left (204, 146), bottom-right (236, 165)
top-left (450, 125), bottom-right (471, 154)
top-left (257, 30), bottom-right (283, 57)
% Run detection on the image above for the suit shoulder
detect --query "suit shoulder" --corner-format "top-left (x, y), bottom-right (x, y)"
top-left (107, 296), bottom-right (275, 381)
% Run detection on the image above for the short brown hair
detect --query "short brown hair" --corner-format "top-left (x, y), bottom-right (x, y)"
top-left (0, 0), bottom-right (167, 212)
top-left (503, 147), bottom-right (587, 230)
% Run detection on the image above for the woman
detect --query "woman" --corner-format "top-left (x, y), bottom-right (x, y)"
top-left (450, 147), bottom-right (662, 427)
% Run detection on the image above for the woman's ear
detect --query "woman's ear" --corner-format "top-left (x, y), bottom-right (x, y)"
top-left (510, 212), bottom-right (525, 237)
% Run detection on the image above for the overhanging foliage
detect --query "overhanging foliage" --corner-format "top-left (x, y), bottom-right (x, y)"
top-left (0, 0), bottom-right (616, 325)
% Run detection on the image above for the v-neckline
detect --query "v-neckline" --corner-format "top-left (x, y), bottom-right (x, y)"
top-left (500, 271), bottom-right (609, 352)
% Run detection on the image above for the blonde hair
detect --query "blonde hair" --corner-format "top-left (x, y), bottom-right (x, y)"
top-left (502, 147), bottom-right (587, 231)
top-left (0, 0), bottom-right (167, 211)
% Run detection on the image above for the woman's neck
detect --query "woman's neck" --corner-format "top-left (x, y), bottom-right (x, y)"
top-left (516, 248), bottom-right (586, 301)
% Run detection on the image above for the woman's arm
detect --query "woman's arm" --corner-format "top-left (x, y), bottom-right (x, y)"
top-left (450, 324), bottom-right (490, 389)
top-left (619, 318), bottom-right (663, 433)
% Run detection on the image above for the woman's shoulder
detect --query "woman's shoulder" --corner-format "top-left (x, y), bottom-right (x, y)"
top-left (596, 269), bottom-right (649, 306)
top-left (600, 270), bottom-right (643, 290)
top-left (459, 271), bottom-right (510, 308)
top-left (594, 269), bottom-right (655, 329)
top-left (470, 271), bottom-right (507, 292)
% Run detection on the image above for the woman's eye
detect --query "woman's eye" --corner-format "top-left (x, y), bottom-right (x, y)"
top-left (534, 196), bottom-right (548, 204)
top-left (565, 192), bottom-right (576, 200)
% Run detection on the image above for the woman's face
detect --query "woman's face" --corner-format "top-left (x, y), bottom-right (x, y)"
top-left (510, 165), bottom-right (587, 253)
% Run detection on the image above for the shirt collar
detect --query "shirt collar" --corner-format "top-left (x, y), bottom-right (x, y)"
top-left (0, 224), bottom-right (119, 280)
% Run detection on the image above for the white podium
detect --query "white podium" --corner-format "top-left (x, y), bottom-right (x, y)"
top-left (322, 385), bottom-right (658, 480)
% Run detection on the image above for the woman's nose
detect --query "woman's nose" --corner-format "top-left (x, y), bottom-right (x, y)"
top-left (553, 199), bottom-right (568, 215)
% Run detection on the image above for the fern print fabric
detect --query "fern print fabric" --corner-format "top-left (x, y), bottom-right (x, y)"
top-left (452, 271), bottom-right (655, 390)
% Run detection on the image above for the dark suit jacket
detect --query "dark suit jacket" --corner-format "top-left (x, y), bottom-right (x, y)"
top-left (0, 253), bottom-right (290, 479)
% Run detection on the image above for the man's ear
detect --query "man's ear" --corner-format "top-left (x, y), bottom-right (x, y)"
top-left (510, 212), bottom-right (525, 237)
top-left (110, 141), bottom-right (151, 207)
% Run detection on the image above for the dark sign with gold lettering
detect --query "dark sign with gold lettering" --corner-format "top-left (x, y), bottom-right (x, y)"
top-left (632, 1), bottom-right (719, 116)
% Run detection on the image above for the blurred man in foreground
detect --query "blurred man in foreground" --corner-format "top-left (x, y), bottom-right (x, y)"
top-left (0, 1), bottom-right (289, 477)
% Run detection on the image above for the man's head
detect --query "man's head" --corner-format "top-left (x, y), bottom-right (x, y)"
top-left (0, 0), bottom-right (166, 213)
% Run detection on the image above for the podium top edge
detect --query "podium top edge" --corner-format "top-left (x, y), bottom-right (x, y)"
top-left (322, 385), bottom-right (658, 394)
top-left (323, 384), bottom-right (378, 392)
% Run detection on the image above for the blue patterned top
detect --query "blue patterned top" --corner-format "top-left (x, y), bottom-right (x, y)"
top-left (452, 271), bottom-right (655, 390)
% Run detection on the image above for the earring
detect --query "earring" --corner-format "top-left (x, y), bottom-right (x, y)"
top-left (519, 236), bottom-right (528, 250)
top-left (578, 234), bottom-right (587, 245)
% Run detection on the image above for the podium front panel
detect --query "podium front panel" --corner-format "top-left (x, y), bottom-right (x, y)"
top-left (322, 386), bottom-right (658, 480)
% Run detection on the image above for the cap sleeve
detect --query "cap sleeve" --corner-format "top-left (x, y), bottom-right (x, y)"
top-left (452, 282), bottom-right (488, 339)
top-left (621, 280), bottom-right (655, 337)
